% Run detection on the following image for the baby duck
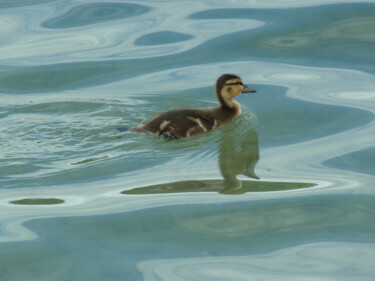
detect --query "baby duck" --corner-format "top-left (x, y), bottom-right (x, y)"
top-left (131, 74), bottom-right (256, 138)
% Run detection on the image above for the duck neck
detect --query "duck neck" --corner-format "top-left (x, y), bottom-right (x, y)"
top-left (217, 100), bottom-right (242, 118)
top-left (218, 95), bottom-right (241, 112)
top-left (217, 88), bottom-right (239, 109)
top-left (221, 99), bottom-right (237, 109)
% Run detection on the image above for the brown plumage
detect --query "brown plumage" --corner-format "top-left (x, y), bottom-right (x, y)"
top-left (131, 74), bottom-right (256, 138)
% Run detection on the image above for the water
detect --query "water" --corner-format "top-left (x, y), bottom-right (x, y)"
top-left (0, 0), bottom-right (374, 280)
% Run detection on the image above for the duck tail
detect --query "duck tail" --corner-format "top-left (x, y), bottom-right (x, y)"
top-left (116, 127), bottom-right (130, 132)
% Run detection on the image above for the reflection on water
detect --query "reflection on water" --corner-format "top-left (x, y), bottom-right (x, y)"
top-left (0, 194), bottom-right (374, 281)
top-left (9, 198), bottom-right (64, 205)
top-left (324, 147), bottom-right (375, 177)
top-left (219, 130), bottom-right (261, 193)
top-left (138, 242), bottom-right (375, 281)
top-left (42, 3), bottom-right (150, 29)
top-left (0, 0), bottom-right (55, 8)
top-left (122, 131), bottom-right (314, 195)
top-left (135, 31), bottom-right (193, 46)
top-left (1, 0), bottom-right (375, 280)
top-left (189, 4), bottom-right (375, 73)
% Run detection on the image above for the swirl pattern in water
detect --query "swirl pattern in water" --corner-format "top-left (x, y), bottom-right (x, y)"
top-left (42, 3), bottom-right (151, 29)
top-left (0, 0), bottom-right (374, 280)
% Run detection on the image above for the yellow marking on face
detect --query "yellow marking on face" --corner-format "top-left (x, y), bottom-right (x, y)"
top-left (223, 78), bottom-right (244, 98)
top-left (220, 78), bottom-right (245, 108)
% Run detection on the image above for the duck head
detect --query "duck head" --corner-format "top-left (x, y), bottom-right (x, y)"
top-left (216, 74), bottom-right (256, 108)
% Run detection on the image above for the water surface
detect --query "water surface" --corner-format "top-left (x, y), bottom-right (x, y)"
top-left (0, 0), bottom-right (374, 280)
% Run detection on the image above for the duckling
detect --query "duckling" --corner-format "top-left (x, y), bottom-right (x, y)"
top-left (131, 74), bottom-right (256, 138)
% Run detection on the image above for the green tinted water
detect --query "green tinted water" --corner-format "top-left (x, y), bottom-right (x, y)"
top-left (0, 1), bottom-right (374, 280)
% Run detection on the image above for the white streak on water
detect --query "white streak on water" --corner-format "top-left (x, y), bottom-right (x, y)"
top-left (137, 242), bottom-right (375, 281)
top-left (0, 0), bottom-right (264, 65)
top-left (228, 0), bottom-right (375, 8)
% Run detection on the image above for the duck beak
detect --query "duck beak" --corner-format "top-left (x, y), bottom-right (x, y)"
top-left (241, 84), bottom-right (256, 93)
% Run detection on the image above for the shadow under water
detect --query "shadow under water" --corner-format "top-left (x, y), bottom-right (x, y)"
top-left (122, 131), bottom-right (315, 195)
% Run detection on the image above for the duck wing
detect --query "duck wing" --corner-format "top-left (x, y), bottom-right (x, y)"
top-left (143, 109), bottom-right (215, 137)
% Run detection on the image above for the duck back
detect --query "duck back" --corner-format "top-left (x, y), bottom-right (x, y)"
top-left (132, 106), bottom-right (238, 138)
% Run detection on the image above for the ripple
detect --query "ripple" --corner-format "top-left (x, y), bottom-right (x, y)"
top-left (267, 72), bottom-right (322, 81)
top-left (324, 148), bottom-right (375, 177)
top-left (215, 0), bottom-right (375, 8)
top-left (71, 156), bottom-right (109, 166)
top-left (328, 90), bottom-right (375, 101)
top-left (262, 34), bottom-right (317, 50)
top-left (1, 2), bottom-right (375, 279)
top-left (0, 16), bottom-right (21, 33)
top-left (14, 101), bottom-right (105, 114)
top-left (1, 61), bottom-right (374, 192)
top-left (323, 17), bottom-right (375, 42)
top-left (175, 196), bottom-right (367, 237)
top-left (0, 60), bottom-right (374, 244)
top-left (135, 31), bottom-right (193, 46)
top-left (42, 3), bottom-right (151, 29)
top-left (138, 242), bottom-right (375, 281)
top-left (0, 62), bottom-right (126, 93)
top-left (0, 100), bottom-right (145, 188)
top-left (0, 0), bottom-right (56, 9)
top-left (261, 16), bottom-right (375, 51)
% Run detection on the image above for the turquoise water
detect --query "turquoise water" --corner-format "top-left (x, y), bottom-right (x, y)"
top-left (1, 0), bottom-right (375, 280)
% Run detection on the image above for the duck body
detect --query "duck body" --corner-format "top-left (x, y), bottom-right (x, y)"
top-left (132, 105), bottom-right (240, 138)
top-left (131, 74), bottom-right (256, 138)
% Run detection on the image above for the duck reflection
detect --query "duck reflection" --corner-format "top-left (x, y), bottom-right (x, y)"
top-left (122, 130), bottom-right (314, 195)
top-left (218, 131), bottom-right (259, 194)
